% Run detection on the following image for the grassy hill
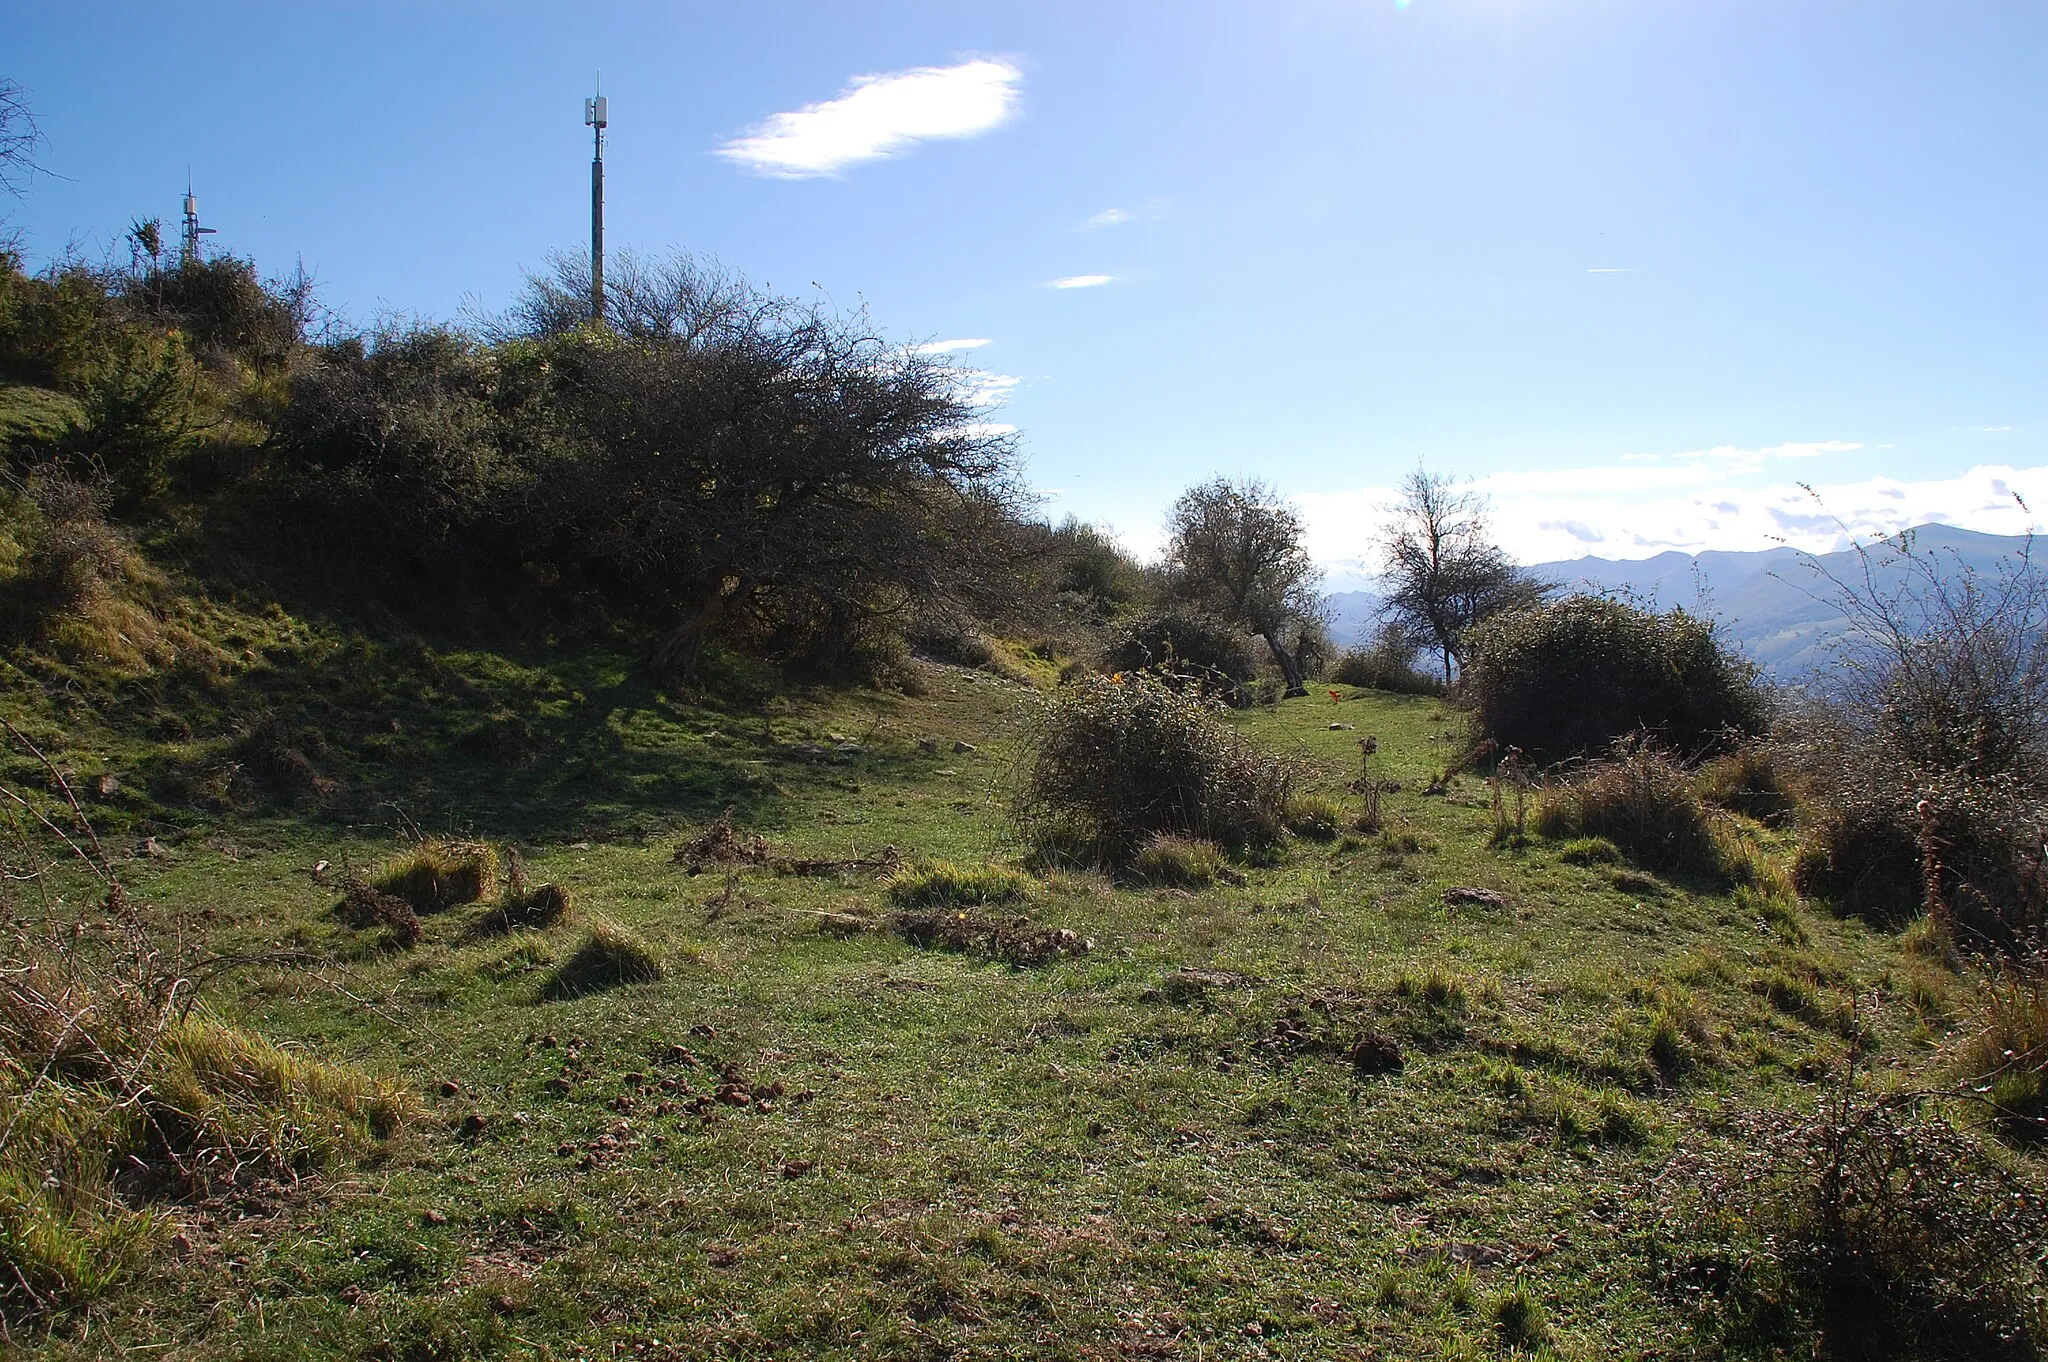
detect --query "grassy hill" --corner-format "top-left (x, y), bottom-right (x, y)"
top-left (6, 613), bottom-right (1986, 1360)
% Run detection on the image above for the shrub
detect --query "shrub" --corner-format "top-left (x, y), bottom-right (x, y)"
top-left (542, 920), bottom-right (663, 998)
top-left (1284, 793), bottom-right (1347, 841)
top-left (886, 861), bottom-right (1030, 909)
top-left (1786, 718), bottom-right (2048, 947)
top-left (1534, 745), bottom-right (1724, 879)
top-left (373, 840), bottom-right (500, 914)
top-left (1100, 607), bottom-right (1259, 695)
top-left (1655, 1097), bottom-right (2048, 1360)
top-left (1132, 833), bottom-right (1224, 887)
top-left (1017, 673), bottom-right (1297, 861)
top-left (1329, 623), bottom-right (1443, 696)
top-left (1464, 594), bottom-right (1765, 763)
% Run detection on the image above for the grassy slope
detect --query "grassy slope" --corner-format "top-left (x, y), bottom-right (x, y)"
top-left (8, 602), bottom-right (1958, 1360)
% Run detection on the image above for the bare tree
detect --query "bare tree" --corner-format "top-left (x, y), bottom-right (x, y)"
top-left (0, 78), bottom-right (44, 197)
top-left (1164, 477), bottom-right (1324, 696)
top-left (1380, 466), bottom-right (1545, 685)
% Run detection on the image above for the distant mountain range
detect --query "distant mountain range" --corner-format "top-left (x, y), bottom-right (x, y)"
top-left (1326, 523), bottom-right (2034, 676)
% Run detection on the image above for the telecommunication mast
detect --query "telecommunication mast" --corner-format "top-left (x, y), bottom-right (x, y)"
top-left (584, 78), bottom-right (608, 323)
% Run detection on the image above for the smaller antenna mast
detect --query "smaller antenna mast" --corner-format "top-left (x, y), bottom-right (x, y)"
top-left (583, 74), bottom-right (608, 323)
top-left (180, 172), bottom-right (217, 265)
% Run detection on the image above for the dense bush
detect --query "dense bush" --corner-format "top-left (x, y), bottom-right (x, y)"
top-left (1100, 606), bottom-right (1259, 694)
top-left (1017, 672), bottom-right (1296, 860)
top-left (1464, 595), bottom-right (1765, 762)
top-left (1534, 744), bottom-right (1724, 879)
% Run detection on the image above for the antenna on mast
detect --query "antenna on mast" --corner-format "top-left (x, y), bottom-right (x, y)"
top-left (583, 74), bottom-right (608, 323)
top-left (180, 171), bottom-right (217, 265)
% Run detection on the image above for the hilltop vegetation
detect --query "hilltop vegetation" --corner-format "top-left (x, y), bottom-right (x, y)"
top-left (0, 240), bottom-right (2044, 1360)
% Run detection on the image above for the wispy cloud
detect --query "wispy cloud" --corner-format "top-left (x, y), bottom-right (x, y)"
top-left (1586, 267), bottom-right (1634, 274)
top-left (717, 58), bottom-right (1022, 179)
top-left (912, 337), bottom-right (991, 355)
top-left (1049, 274), bottom-right (1114, 290)
top-left (1086, 208), bottom-right (1131, 228)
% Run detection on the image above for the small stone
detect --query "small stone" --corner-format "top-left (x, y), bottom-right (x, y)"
top-left (94, 773), bottom-right (119, 797)
top-left (459, 1112), bottom-right (488, 1138)
top-left (918, 738), bottom-right (939, 753)
top-left (545, 1077), bottom-right (572, 1096)
top-left (169, 1230), bottom-right (194, 1258)
top-left (952, 740), bottom-right (977, 754)
top-left (422, 1209), bottom-right (448, 1226)
top-left (437, 1079), bottom-right (461, 1098)
top-left (312, 859), bottom-right (331, 883)
top-left (780, 1159), bottom-right (815, 1178)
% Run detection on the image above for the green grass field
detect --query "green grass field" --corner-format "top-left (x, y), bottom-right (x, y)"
top-left (7, 635), bottom-right (1964, 1361)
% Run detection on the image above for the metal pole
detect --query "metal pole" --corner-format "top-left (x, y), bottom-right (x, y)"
top-left (591, 123), bottom-right (605, 323)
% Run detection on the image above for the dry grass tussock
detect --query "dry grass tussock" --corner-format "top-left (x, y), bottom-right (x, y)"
top-left (372, 839), bottom-right (500, 914)
top-left (0, 729), bottom-right (410, 1324)
top-left (541, 919), bottom-right (663, 999)
top-left (1954, 968), bottom-right (2048, 1149)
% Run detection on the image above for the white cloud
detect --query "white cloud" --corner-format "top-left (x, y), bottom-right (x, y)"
top-left (1086, 208), bottom-right (1131, 228)
top-left (912, 337), bottom-right (991, 354)
top-left (1292, 459), bottom-right (2048, 586)
top-left (1049, 274), bottom-right (1114, 290)
top-left (960, 371), bottom-right (1020, 407)
top-left (717, 58), bottom-right (1021, 179)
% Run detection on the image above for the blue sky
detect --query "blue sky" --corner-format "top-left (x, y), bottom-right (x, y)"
top-left (7, 1), bottom-right (2044, 584)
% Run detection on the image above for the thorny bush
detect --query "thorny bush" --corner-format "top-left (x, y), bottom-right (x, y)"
top-left (1016, 671), bottom-right (1298, 862)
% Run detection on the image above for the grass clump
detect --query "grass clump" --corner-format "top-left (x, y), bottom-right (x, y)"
top-left (541, 919), bottom-right (663, 999)
top-left (1284, 793), bottom-right (1347, 841)
top-left (373, 840), bottom-right (500, 914)
top-left (1132, 833), bottom-right (1225, 887)
top-left (1557, 836), bottom-right (1622, 866)
top-left (1534, 744), bottom-right (1724, 879)
top-left (886, 860), bottom-right (1030, 909)
top-left (1490, 1282), bottom-right (1549, 1350)
top-left (488, 882), bottom-right (573, 933)
top-left (1698, 741), bottom-right (1793, 823)
top-left (1017, 672), bottom-right (1296, 862)
top-left (1955, 972), bottom-right (2048, 1148)
top-left (0, 967), bottom-right (409, 1322)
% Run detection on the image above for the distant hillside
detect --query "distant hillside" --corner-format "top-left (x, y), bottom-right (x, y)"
top-left (1329, 523), bottom-right (2034, 675)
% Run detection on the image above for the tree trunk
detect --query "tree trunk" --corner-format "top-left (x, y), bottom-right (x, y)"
top-left (652, 580), bottom-right (740, 684)
top-left (1261, 631), bottom-right (1309, 697)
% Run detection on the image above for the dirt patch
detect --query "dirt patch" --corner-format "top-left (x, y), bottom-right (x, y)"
top-left (889, 910), bottom-right (1093, 967)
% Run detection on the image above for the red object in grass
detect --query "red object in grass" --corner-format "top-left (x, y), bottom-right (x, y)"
top-left (1329, 690), bottom-right (1342, 704)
